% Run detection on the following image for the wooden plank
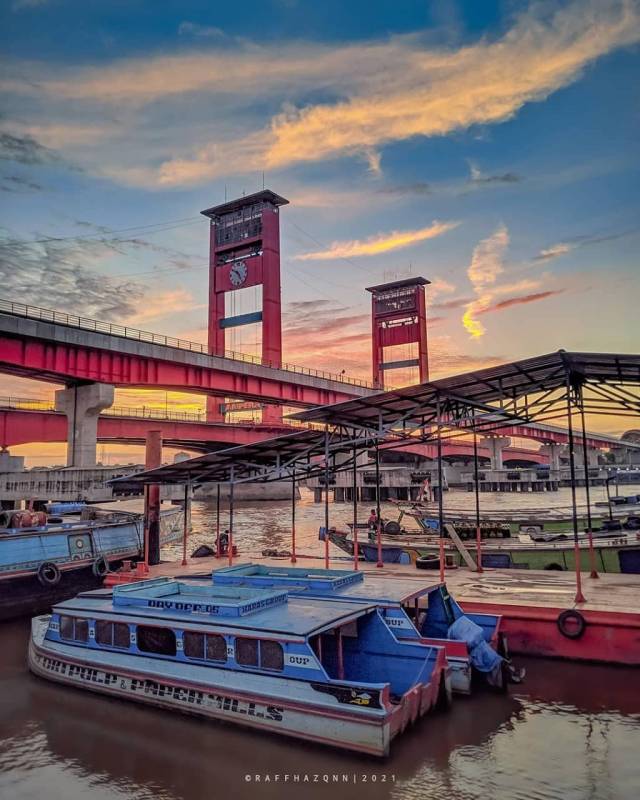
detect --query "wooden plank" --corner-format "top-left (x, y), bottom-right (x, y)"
top-left (443, 523), bottom-right (477, 570)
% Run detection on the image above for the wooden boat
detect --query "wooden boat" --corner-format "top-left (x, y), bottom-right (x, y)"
top-left (213, 563), bottom-right (505, 694)
top-left (0, 503), bottom-right (183, 620)
top-left (28, 577), bottom-right (450, 757)
top-left (322, 525), bottom-right (640, 573)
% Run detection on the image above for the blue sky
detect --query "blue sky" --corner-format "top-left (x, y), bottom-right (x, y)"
top-left (1, 0), bottom-right (639, 456)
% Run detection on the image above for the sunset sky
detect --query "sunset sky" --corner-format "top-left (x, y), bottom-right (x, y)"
top-left (1, 0), bottom-right (639, 463)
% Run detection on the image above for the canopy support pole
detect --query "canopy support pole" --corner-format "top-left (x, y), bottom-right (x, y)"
top-left (579, 388), bottom-right (598, 579)
top-left (215, 483), bottom-right (221, 559)
top-left (566, 376), bottom-right (586, 603)
top-left (375, 441), bottom-right (383, 568)
top-left (290, 473), bottom-right (297, 564)
top-left (228, 467), bottom-right (235, 568)
top-left (437, 396), bottom-right (445, 583)
top-left (473, 430), bottom-right (483, 573)
top-left (181, 482), bottom-right (190, 566)
top-left (352, 441), bottom-right (359, 570)
top-left (324, 427), bottom-right (330, 569)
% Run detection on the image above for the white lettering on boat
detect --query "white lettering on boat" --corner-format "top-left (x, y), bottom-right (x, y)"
top-left (36, 652), bottom-right (284, 722)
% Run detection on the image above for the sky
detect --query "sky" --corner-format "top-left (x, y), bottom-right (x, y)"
top-left (1, 0), bottom-right (639, 463)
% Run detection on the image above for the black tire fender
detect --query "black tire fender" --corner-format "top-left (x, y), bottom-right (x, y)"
top-left (38, 561), bottom-right (61, 587)
top-left (557, 609), bottom-right (587, 640)
top-left (92, 556), bottom-right (109, 578)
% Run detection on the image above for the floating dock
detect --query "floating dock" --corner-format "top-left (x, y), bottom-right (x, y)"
top-left (107, 556), bottom-right (640, 668)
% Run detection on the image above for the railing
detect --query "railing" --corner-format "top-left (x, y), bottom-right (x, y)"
top-left (0, 395), bottom-right (320, 429)
top-left (0, 298), bottom-right (376, 389)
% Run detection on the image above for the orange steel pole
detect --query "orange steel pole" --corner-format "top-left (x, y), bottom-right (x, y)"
top-left (352, 443), bottom-right (359, 570)
top-left (437, 397), bottom-right (445, 584)
top-left (566, 373), bottom-right (586, 604)
top-left (579, 391), bottom-right (598, 579)
top-left (228, 469), bottom-right (235, 568)
top-left (215, 483), bottom-right (221, 559)
top-left (324, 428), bottom-right (330, 570)
top-left (473, 431), bottom-right (483, 573)
top-left (375, 442), bottom-right (383, 568)
top-left (181, 483), bottom-right (189, 566)
top-left (290, 474), bottom-right (297, 564)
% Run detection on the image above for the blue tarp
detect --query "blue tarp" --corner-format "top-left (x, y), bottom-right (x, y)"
top-left (448, 615), bottom-right (502, 674)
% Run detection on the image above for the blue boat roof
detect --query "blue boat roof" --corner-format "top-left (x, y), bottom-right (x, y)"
top-left (54, 577), bottom-right (375, 637)
top-left (213, 563), bottom-right (441, 604)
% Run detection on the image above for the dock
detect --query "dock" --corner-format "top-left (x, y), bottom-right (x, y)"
top-left (108, 555), bottom-right (640, 667)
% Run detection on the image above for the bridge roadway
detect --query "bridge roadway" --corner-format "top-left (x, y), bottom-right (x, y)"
top-left (0, 300), bottom-right (373, 408)
top-left (0, 400), bottom-right (549, 464)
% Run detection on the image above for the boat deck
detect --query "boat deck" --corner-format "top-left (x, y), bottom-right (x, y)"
top-left (140, 554), bottom-right (640, 615)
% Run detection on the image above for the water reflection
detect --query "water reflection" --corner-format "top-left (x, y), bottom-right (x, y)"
top-left (1, 618), bottom-right (639, 800)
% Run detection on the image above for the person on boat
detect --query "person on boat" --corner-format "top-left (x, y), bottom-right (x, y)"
top-left (367, 509), bottom-right (379, 530)
top-left (216, 529), bottom-right (230, 556)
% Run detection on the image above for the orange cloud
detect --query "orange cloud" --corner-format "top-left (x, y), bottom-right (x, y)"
top-left (294, 221), bottom-right (459, 261)
top-left (462, 224), bottom-right (509, 338)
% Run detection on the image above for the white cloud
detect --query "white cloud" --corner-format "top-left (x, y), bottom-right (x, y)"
top-left (294, 220), bottom-right (459, 261)
top-left (2, 0), bottom-right (639, 187)
top-left (462, 224), bottom-right (510, 338)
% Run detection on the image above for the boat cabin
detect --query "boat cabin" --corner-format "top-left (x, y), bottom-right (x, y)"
top-left (43, 577), bottom-right (444, 704)
top-left (211, 564), bottom-right (502, 693)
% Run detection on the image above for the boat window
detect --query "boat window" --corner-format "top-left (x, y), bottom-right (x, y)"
top-left (260, 640), bottom-right (283, 671)
top-left (59, 615), bottom-right (88, 643)
top-left (183, 631), bottom-right (205, 659)
top-left (95, 619), bottom-right (112, 646)
top-left (59, 615), bottom-right (74, 641)
top-left (75, 619), bottom-right (88, 642)
top-left (206, 634), bottom-right (227, 662)
top-left (114, 623), bottom-right (130, 649)
top-left (236, 637), bottom-right (259, 667)
top-left (137, 626), bottom-right (176, 656)
top-left (96, 620), bottom-right (130, 649)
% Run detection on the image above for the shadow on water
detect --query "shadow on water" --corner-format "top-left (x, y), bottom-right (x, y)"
top-left (2, 619), bottom-right (640, 800)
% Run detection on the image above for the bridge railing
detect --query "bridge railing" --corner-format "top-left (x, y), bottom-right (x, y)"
top-left (0, 396), bottom-right (320, 429)
top-left (0, 298), bottom-right (376, 389)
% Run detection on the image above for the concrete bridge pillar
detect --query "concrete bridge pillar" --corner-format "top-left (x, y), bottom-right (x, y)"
top-left (55, 383), bottom-right (114, 467)
top-left (482, 436), bottom-right (511, 470)
top-left (575, 445), bottom-right (599, 467)
top-left (540, 442), bottom-right (562, 471)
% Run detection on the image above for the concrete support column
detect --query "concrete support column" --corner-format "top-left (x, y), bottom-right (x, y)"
top-left (144, 430), bottom-right (162, 566)
top-left (575, 445), bottom-right (599, 467)
top-left (482, 436), bottom-right (511, 471)
top-left (55, 383), bottom-right (114, 467)
top-left (540, 442), bottom-right (561, 472)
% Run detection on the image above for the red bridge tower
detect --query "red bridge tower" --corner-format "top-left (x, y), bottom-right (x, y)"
top-left (201, 190), bottom-right (289, 422)
top-left (366, 277), bottom-right (430, 389)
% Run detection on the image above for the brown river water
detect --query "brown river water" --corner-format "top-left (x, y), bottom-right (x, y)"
top-left (1, 488), bottom-right (640, 800)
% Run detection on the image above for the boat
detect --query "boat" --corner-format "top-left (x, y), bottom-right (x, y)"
top-left (0, 502), bottom-right (183, 620)
top-left (322, 522), bottom-right (640, 573)
top-left (212, 562), bottom-right (506, 694)
top-left (28, 576), bottom-right (450, 757)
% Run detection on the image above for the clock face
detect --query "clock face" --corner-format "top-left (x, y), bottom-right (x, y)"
top-left (229, 260), bottom-right (248, 287)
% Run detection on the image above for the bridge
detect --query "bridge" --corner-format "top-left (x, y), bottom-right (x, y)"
top-left (0, 299), bottom-right (372, 407)
top-left (3, 396), bottom-right (630, 469)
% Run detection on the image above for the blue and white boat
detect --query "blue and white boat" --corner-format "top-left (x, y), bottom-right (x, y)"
top-left (29, 577), bottom-right (450, 756)
top-left (212, 563), bottom-right (505, 694)
top-left (1, 504), bottom-right (183, 620)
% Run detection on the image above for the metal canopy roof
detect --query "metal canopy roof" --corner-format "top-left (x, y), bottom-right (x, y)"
top-left (290, 351), bottom-right (640, 429)
top-left (112, 350), bottom-right (640, 488)
top-left (110, 428), bottom-right (358, 487)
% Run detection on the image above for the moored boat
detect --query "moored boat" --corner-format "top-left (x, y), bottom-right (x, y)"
top-left (212, 563), bottom-right (506, 694)
top-left (0, 502), bottom-right (183, 620)
top-left (324, 521), bottom-right (640, 573)
top-left (29, 577), bottom-right (450, 756)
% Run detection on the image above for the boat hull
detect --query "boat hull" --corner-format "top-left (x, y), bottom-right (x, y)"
top-left (327, 529), bottom-right (640, 573)
top-left (28, 619), bottom-right (401, 757)
top-left (1, 508), bottom-right (183, 620)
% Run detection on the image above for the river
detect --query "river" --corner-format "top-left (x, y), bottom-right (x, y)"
top-left (1, 488), bottom-right (639, 799)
